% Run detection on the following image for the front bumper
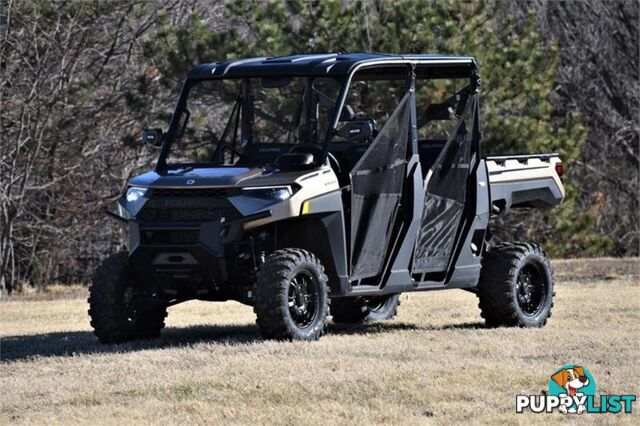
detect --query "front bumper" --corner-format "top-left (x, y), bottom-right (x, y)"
top-left (108, 186), bottom-right (278, 299)
top-left (126, 210), bottom-right (269, 299)
top-left (128, 219), bottom-right (236, 297)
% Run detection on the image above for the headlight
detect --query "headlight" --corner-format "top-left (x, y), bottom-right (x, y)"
top-left (122, 186), bottom-right (148, 216)
top-left (229, 185), bottom-right (297, 216)
top-left (241, 186), bottom-right (292, 201)
top-left (126, 187), bottom-right (147, 203)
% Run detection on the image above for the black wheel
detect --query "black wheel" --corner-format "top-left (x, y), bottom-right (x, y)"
top-left (477, 242), bottom-right (554, 327)
top-left (331, 294), bottom-right (400, 324)
top-left (365, 294), bottom-right (401, 321)
top-left (88, 252), bottom-right (167, 343)
top-left (253, 249), bottom-right (329, 340)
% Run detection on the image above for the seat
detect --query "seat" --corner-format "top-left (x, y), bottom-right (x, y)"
top-left (329, 142), bottom-right (370, 187)
top-left (418, 139), bottom-right (447, 177)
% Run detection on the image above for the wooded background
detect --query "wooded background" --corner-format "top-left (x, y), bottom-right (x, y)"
top-left (1, 0), bottom-right (638, 292)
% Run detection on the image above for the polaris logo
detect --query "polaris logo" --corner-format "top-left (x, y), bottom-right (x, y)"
top-left (186, 179), bottom-right (195, 185)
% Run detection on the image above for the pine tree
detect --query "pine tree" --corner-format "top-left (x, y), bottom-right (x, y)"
top-left (143, 0), bottom-right (603, 256)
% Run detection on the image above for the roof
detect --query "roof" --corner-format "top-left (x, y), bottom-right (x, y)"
top-left (187, 52), bottom-right (477, 79)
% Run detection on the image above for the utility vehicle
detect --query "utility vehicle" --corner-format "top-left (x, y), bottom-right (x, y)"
top-left (91, 53), bottom-right (565, 342)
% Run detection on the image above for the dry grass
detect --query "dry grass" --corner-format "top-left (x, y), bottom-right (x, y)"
top-left (0, 284), bottom-right (87, 302)
top-left (1, 260), bottom-right (639, 425)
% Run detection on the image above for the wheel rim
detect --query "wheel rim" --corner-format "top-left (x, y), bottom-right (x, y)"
top-left (287, 270), bottom-right (319, 329)
top-left (516, 262), bottom-right (547, 316)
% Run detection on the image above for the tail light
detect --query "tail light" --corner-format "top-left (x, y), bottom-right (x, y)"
top-left (555, 162), bottom-right (564, 178)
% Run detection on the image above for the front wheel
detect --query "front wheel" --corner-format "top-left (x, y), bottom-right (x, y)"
top-left (253, 249), bottom-right (329, 340)
top-left (88, 252), bottom-right (167, 343)
top-left (477, 242), bottom-right (554, 327)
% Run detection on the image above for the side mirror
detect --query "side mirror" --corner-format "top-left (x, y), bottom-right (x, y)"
top-left (142, 128), bottom-right (163, 147)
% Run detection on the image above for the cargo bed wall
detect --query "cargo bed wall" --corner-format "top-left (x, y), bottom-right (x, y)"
top-left (486, 154), bottom-right (565, 213)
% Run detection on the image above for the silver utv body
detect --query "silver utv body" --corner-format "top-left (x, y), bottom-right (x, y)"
top-left (117, 53), bottom-right (564, 303)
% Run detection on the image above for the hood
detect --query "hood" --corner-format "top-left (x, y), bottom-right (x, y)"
top-left (128, 166), bottom-right (313, 188)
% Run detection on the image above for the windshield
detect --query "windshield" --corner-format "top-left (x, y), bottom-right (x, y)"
top-left (165, 76), bottom-right (341, 166)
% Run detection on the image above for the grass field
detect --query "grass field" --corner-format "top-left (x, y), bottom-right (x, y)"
top-left (1, 258), bottom-right (639, 425)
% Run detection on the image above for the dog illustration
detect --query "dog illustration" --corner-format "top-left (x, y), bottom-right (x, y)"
top-left (551, 366), bottom-right (590, 414)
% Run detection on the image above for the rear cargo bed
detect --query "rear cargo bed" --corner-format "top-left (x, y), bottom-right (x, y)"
top-left (485, 153), bottom-right (565, 212)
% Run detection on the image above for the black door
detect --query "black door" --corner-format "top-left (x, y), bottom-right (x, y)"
top-left (349, 92), bottom-right (411, 280)
top-left (412, 92), bottom-right (479, 274)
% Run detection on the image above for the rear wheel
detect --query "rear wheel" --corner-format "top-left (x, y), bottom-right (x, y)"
top-left (331, 294), bottom-right (400, 324)
top-left (477, 242), bottom-right (554, 327)
top-left (88, 252), bottom-right (167, 343)
top-left (254, 249), bottom-right (329, 340)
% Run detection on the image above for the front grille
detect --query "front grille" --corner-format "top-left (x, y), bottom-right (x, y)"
top-left (138, 187), bottom-right (242, 223)
top-left (138, 207), bottom-right (239, 222)
top-left (141, 230), bottom-right (199, 245)
top-left (151, 188), bottom-right (228, 198)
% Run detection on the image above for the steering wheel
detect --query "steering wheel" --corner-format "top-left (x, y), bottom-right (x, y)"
top-left (289, 144), bottom-right (341, 174)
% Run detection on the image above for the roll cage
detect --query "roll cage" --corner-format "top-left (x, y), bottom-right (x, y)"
top-left (155, 53), bottom-right (479, 172)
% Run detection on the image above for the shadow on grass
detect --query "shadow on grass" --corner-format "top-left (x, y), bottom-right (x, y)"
top-left (0, 320), bottom-right (486, 362)
top-left (330, 320), bottom-right (486, 334)
top-left (434, 322), bottom-right (486, 330)
top-left (0, 324), bottom-right (260, 363)
top-left (329, 321), bottom-right (422, 335)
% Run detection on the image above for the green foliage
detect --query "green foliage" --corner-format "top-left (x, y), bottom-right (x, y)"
top-left (543, 184), bottom-right (614, 257)
top-left (147, 1), bottom-right (587, 152)
top-left (143, 0), bottom-right (594, 256)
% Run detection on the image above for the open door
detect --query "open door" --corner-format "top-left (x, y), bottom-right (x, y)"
top-left (349, 92), bottom-right (411, 280)
top-left (412, 90), bottom-right (479, 274)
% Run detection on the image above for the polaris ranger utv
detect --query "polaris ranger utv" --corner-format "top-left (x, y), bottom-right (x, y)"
top-left (91, 53), bottom-right (565, 342)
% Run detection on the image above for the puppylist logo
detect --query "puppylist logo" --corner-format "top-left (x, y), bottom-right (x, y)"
top-left (516, 365), bottom-right (636, 414)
